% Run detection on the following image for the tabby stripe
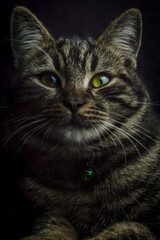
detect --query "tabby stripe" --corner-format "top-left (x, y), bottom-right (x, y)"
top-left (97, 140), bottom-right (157, 192)
top-left (106, 96), bottom-right (143, 111)
top-left (81, 42), bottom-right (96, 70)
top-left (55, 39), bottom-right (66, 50)
top-left (90, 54), bottom-right (98, 72)
top-left (99, 86), bottom-right (145, 110)
top-left (58, 49), bottom-right (67, 69)
top-left (99, 85), bottom-right (128, 97)
top-left (118, 73), bottom-right (134, 87)
top-left (81, 49), bottom-right (91, 70)
top-left (68, 47), bottom-right (80, 66)
top-left (122, 165), bottom-right (160, 217)
top-left (55, 40), bottom-right (68, 68)
top-left (89, 105), bottom-right (106, 112)
top-left (83, 110), bottom-right (107, 118)
top-left (26, 50), bottom-right (49, 67)
top-left (52, 54), bottom-right (61, 72)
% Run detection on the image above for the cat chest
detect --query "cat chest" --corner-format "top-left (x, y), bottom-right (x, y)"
top-left (22, 177), bottom-right (145, 231)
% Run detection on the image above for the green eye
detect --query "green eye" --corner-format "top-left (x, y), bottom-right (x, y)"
top-left (40, 74), bottom-right (59, 88)
top-left (92, 74), bottom-right (110, 88)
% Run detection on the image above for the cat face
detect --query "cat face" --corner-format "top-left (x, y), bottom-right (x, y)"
top-left (9, 7), bottom-right (149, 147)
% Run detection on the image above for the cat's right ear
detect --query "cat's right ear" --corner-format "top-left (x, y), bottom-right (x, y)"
top-left (10, 7), bottom-right (53, 61)
top-left (97, 9), bottom-right (142, 58)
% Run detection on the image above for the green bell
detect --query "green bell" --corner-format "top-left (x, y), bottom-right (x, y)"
top-left (81, 169), bottom-right (95, 182)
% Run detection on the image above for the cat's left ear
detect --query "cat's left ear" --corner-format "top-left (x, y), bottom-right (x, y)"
top-left (10, 6), bottom-right (53, 59)
top-left (97, 9), bottom-right (142, 58)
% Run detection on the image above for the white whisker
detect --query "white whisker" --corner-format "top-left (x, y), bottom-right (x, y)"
top-left (41, 120), bottom-right (55, 143)
top-left (110, 111), bottom-right (160, 141)
top-left (3, 118), bottom-right (45, 146)
top-left (19, 121), bottom-right (49, 150)
top-left (98, 123), bottom-right (127, 164)
top-left (101, 120), bottom-right (142, 159)
top-left (91, 123), bottom-right (102, 142)
top-left (107, 117), bottom-right (146, 141)
top-left (96, 123), bottom-right (117, 147)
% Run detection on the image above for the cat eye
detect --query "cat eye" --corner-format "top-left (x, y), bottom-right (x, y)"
top-left (40, 74), bottom-right (60, 88)
top-left (91, 74), bottom-right (110, 88)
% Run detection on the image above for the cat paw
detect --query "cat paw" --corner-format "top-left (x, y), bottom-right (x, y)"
top-left (90, 222), bottom-right (156, 240)
top-left (19, 217), bottom-right (79, 240)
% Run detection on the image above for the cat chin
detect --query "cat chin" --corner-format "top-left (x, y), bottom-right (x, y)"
top-left (55, 126), bottom-right (100, 144)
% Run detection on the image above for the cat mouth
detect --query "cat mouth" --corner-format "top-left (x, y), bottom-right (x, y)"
top-left (67, 119), bottom-right (81, 128)
top-left (61, 115), bottom-right (84, 129)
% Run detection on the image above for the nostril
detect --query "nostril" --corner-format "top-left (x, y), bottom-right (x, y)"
top-left (63, 98), bottom-right (86, 113)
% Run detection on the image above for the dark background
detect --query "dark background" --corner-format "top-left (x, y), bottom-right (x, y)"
top-left (1, 0), bottom-right (160, 114)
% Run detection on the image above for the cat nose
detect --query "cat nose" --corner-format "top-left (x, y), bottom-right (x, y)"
top-left (63, 98), bottom-right (86, 113)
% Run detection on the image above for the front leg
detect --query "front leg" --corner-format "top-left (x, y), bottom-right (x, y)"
top-left (90, 222), bottom-right (156, 240)
top-left (20, 217), bottom-right (79, 240)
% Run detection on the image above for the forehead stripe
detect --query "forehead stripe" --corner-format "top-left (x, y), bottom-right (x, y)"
top-left (53, 54), bottom-right (61, 71)
top-left (90, 54), bottom-right (98, 72)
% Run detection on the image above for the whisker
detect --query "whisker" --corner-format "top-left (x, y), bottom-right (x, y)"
top-left (49, 143), bottom-right (59, 153)
top-left (41, 120), bottom-right (55, 143)
top-left (80, 136), bottom-right (88, 151)
top-left (98, 123), bottom-right (127, 164)
top-left (91, 123), bottom-right (102, 143)
top-left (19, 121), bottom-right (49, 150)
top-left (0, 116), bottom-right (25, 127)
top-left (107, 94), bottom-right (160, 106)
top-left (109, 111), bottom-right (160, 141)
top-left (105, 119), bottom-right (153, 156)
top-left (136, 101), bottom-right (160, 106)
top-left (3, 118), bottom-right (45, 146)
top-left (107, 117), bottom-right (146, 141)
top-left (0, 114), bottom-right (45, 128)
top-left (95, 123), bottom-right (117, 147)
top-left (101, 120), bottom-right (142, 159)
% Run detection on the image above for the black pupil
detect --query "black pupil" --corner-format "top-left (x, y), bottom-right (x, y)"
top-left (100, 77), bottom-right (103, 85)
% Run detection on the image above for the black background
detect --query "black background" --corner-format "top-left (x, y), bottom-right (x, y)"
top-left (1, 0), bottom-right (160, 113)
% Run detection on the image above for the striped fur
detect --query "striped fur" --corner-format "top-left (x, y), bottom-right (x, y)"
top-left (7, 6), bottom-right (160, 240)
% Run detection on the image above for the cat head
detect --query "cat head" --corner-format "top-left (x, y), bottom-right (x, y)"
top-left (9, 7), bottom-right (148, 148)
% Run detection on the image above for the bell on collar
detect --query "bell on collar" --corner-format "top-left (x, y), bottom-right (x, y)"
top-left (81, 168), bottom-right (95, 182)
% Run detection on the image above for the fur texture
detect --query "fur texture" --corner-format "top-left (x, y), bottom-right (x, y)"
top-left (5, 6), bottom-right (160, 240)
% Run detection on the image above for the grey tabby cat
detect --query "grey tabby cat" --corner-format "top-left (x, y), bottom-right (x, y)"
top-left (8, 6), bottom-right (160, 240)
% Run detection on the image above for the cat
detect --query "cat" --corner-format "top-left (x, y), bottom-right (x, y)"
top-left (6, 5), bottom-right (160, 240)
